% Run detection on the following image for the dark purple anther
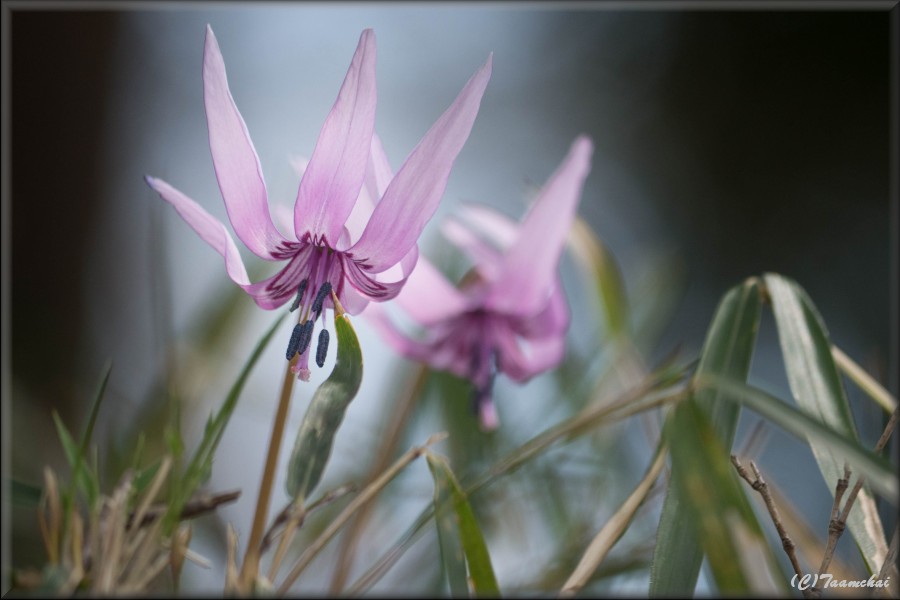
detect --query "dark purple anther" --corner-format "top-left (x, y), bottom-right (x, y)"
top-left (311, 281), bottom-right (333, 318)
top-left (289, 279), bottom-right (309, 313)
top-left (316, 328), bottom-right (330, 367)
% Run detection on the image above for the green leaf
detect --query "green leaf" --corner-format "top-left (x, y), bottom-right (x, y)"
top-left (665, 400), bottom-right (772, 594)
top-left (650, 278), bottom-right (761, 597)
top-left (162, 313), bottom-right (285, 533)
top-left (695, 375), bottom-right (897, 502)
top-left (427, 452), bottom-right (500, 597)
top-left (568, 217), bottom-right (630, 340)
top-left (51, 411), bottom-right (98, 510)
top-left (764, 273), bottom-right (890, 572)
top-left (287, 312), bottom-right (363, 502)
top-left (9, 479), bottom-right (43, 507)
top-left (429, 454), bottom-right (469, 598)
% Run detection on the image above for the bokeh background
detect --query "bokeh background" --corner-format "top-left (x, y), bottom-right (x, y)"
top-left (5, 4), bottom-right (896, 595)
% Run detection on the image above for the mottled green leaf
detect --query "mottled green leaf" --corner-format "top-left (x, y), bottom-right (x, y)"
top-left (287, 312), bottom-right (363, 503)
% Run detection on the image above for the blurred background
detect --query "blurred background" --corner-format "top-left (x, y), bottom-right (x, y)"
top-left (5, 4), bottom-right (895, 595)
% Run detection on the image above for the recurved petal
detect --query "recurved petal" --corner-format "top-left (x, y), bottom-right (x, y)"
top-left (293, 29), bottom-right (377, 246)
top-left (455, 203), bottom-right (518, 250)
top-left (511, 280), bottom-right (570, 339)
top-left (392, 257), bottom-right (470, 326)
top-left (145, 175), bottom-right (251, 287)
top-left (495, 329), bottom-right (566, 383)
top-left (440, 217), bottom-right (501, 280)
top-left (362, 302), bottom-right (432, 362)
top-left (203, 25), bottom-right (290, 259)
top-left (349, 55), bottom-right (493, 272)
top-left (485, 136), bottom-right (593, 317)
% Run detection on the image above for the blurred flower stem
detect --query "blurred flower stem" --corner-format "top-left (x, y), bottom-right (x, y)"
top-left (328, 363), bottom-right (430, 593)
top-left (240, 353), bottom-right (299, 589)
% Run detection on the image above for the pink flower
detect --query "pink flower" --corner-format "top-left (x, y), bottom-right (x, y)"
top-left (145, 26), bottom-right (491, 378)
top-left (365, 136), bottom-right (594, 430)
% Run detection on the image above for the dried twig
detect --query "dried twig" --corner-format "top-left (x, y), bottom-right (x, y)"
top-left (126, 489), bottom-right (242, 529)
top-left (817, 406), bottom-right (898, 578)
top-left (732, 455), bottom-right (813, 599)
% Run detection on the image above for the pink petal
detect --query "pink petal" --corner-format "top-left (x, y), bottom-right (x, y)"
top-left (362, 302), bottom-right (431, 361)
top-left (349, 55), bottom-right (493, 272)
top-left (485, 136), bottom-right (593, 317)
top-left (440, 217), bottom-right (502, 280)
top-left (510, 281), bottom-right (570, 340)
top-left (203, 25), bottom-right (290, 259)
top-left (392, 257), bottom-right (470, 326)
top-left (145, 175), bottom-right (251, 287)
top-left (496, 330), bottom-right (566, 383)
top-left (293, 29), bottom-right (377, 247)
top-left (342, 134), bottom-right (394, 246)
top-left (455, 203), bottom-right (518, 250)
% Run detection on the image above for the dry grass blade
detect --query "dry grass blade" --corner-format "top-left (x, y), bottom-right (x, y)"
top-left (831, 345), bottom-right (897, 413)
top-left (276, 433), bottom-right (447, 595)
top-left (39, 467), bottom-right (62, 565)
top-left (560, 447), bottom-right (667, 597)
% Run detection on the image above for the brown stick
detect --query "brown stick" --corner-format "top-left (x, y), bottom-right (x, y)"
top-left (240, 355), bottom-right (299, 589)
top-left (732, 455), bottom-right (813, 599)
top-left (817, 406), bottom-right (898, 578)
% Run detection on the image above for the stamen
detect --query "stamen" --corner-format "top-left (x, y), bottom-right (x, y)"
top-left (288, 279), bottom-right (309, 312)
top-left (285, 323), bottom-right (304, 360)
top-left (315, 329), bottom-right (330, 367)
top-left (296, 320), bottom-right (315, 357)
top-left (311, 281), bottom-right (333, 318)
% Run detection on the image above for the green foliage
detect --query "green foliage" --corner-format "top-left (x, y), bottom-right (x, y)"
top-left (650, 278), bottom-right (762, 596)
top-left (427, 452), bottom-right (500, 597)
top-left (764, 273), bottom-right (890, 572)
top-left (286, 312), bottom-right (363, 503)
top-left (161, 313), bottom-right (286, 533)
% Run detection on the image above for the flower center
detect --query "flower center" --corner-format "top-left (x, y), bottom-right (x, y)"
top-left (282, 245), bottom-right (340, 381)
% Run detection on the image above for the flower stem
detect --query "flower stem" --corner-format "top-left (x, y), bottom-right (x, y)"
top-left (240, 354), bottom-right (298, 589)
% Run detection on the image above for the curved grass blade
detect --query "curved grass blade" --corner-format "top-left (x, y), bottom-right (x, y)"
top-left (832, 345), bottom-right (897, 414)
top-left (665, 399), bottom-right (781, 594)
top-left (286, 310), bottom-right (363, 503)
top-left (650, 277), bottom-right (762, 597)
top-left (764, 273), bottom-right (890, 572)
top-left (560, 443), bottom-right (667, 597)
top-left (694, 375), bottom-right (897, 502)
top-left (162, 313), bottom-right (286, 534)
top-left (426, 452), bottom-right (500, 597)
top-left (568, 217), bottom-right (630, 340)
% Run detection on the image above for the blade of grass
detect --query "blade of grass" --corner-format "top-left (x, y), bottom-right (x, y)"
top-left (568, 217), bottom-right (630, 341)
top-left (831, 345), bottom-right (897, 414)
top-left (764, 273), bottom-right (890, 572)
top-left (161, 313), bottom-right (286, 534)
top-left (276, 434), bottom-right (446, 595)
top-left (347, 374), bottom-right (684, 595)
top-left (560, 443), bottom-right (667, 597)
top-left (665, 400), bottom-right (774, 594)
top-left (695, 375), bottom-right (897, 502)
top-left (427, 452), bottom-right (500, 597)
top-left (286, 310), bottom-right (363, 503)
top-left (650, 277), bottom-right (762, 597)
